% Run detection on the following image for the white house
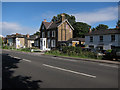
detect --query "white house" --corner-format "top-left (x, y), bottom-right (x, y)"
top-left (85, 29), bottom-right (120, 50)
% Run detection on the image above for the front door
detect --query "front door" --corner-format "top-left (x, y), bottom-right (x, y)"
top-left (40, 38), bottom-right (46, 50)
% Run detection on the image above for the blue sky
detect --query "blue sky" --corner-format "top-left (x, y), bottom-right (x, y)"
top-left (2, 2), bottom-right (118, 36)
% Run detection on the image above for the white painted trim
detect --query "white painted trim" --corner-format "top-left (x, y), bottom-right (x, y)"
top-left (58, 19), bottom-right (74, 30)
top-left (47, 22), bottom-right (53, 29)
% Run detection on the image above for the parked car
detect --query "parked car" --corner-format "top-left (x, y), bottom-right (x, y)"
top-left (111, 49), bottom-right (120, 60)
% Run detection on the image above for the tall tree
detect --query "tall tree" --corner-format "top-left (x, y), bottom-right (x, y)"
top-left (51, 13), bottom-right (76, 25)
top-left (34, 31), bottom-right (40, 35)
top-left (95, 24), bottom-right (108, 30)
top-left (73, 22), bottom-right (91, 38)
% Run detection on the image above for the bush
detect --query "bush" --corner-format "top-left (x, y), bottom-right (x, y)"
top-left (17, 48), bottom-right (31, 52)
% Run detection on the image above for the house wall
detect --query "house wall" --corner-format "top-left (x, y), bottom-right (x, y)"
top-left (7, 38), bottom-right (13, 46)
top-left (85, 34), bottom-right (120, 50)
top-left (58, 22), bottom-right (73, 41)
top-left (18, 38), bottom-right (25, 48)
top-left (27, 40), bottom-right (34, 48)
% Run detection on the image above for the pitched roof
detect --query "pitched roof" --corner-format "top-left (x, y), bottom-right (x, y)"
top-left (6, 33), bottom-right (26, 38)
top-left (48, 21), bottom-right (61, 29)
top-left (42, 19), bottom-right (74, 30)
top-left (43, 22), bottom-right (51, 29)
top-left (85, 29), bottom-right (120, 36)
top-left (27, 35), bottom-right (39, 40)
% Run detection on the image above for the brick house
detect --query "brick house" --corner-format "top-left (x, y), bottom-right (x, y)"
top-left (39, 13), bottom-right (74, 50)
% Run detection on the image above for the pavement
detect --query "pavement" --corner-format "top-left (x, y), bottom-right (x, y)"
top-left (2, 49), bottom-right (119, 88)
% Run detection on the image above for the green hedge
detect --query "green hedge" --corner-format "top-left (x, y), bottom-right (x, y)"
top-left (46, 46), bottom-right (98, 59)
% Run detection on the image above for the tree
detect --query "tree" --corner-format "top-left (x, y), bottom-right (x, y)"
top-left (95, 24), bottom-right (108, 30)
top-left (72, 22), bottom-right (91, 38)
top-left (34, 31), bottom-right (40, 35)
top-left (51, 13), bottom-right (76, 25)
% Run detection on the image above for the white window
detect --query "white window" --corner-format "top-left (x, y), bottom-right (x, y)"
top-left (47, 39), bottom-right (50, 48)
top-left (70, 28), bottom-right (71, 32)
top-left (52, 31), bottom-right (55, 37)
top-left (51, 39), bottom-right (56, 47)
top-left (42, 32), bottom-right (45, 38)
top-left (48, 31), bottom-right (50, 37)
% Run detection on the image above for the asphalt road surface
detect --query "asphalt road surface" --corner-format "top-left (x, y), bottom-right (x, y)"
top-left (2, 49), bottom-right (119, 89)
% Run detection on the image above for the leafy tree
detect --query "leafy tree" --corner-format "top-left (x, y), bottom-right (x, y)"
top-left (95, 24), bottom-right (108, 30)
top-left (34, 31), bottom-right (40, 35)
top-left (91, 27), bottom-right (96, 31)
top-left (51, 13), bottom-right (76, 25)
top-left (72, 22), bottom-right (91, 38)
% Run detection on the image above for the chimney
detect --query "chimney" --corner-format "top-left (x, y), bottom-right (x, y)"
top-left (43, 19), bottom-right (47, 22)
top-left (61, 13), bottom-right (65, 22)
top-left (116, 26), bottom-right (119, 29)
top-left (26, 34), bottom-right (29, 38)
top-left (16, 33), bottom-right (19, 35)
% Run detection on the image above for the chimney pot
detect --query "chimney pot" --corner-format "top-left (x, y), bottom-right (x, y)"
top-left (61, 13), bottom-right (65, 22)
top-left (26, 34), bottom-right (29, 38)
top-left (44, 19), bottom-right (47, 22)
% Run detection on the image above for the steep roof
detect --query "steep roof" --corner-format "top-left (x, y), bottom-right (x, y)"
top-left (85, 29), bottom-right (120, 36)
top-left (43, 22), bottom-right (51, 29)
top-left (42, 19), bottom-right (74, 30)
top-left (27, 35), bottom-right (39, 40)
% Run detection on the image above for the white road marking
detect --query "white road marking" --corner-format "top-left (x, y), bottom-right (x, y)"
top-left (22, 59), bottom-right (31, 62)
top-left (51, 57), bottom-right (78, 62)
top-left (43, 64), bottom-right (96, 78)
top-left (99, 64), bottom-right (118, 68)
top-left (13, 56), bottom-right (21, 59)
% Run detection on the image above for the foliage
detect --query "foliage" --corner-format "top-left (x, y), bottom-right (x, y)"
top-left (51, 13), bottom-right (76, 25)
top-left (17, 48), bottom-right (31, 52)
top-left (46, 46), bottom-right (98, 59)
top-left (72, 22), bottom-right (91, 38)
top-left (95, 24), bottom-right (108, 30)
top-left (33, 31), bottom-right (40, 35)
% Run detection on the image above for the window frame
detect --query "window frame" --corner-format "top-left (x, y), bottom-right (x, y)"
top-left (90, 36), bottom-right (93, 42)
top-left (99, 36), bottom-right (103, 42)
top-left (111, 35), bottom-right (115, 42)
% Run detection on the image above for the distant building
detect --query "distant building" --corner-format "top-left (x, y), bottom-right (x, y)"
top-left (85, 29), bottom-right (120, 50)
top-left (26, 34), bottom-right (39, 48)
top-left (6, 33), bottom-right (26, 49)
top-left (67, 38), bottom-right (85, 47)
top-left (39, 13), bottom-right (74, 50)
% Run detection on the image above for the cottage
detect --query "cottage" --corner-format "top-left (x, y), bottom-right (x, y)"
top-left (6, 33), bottom-right (26, 49)
top-left (85, 29), bottom-right (120, 50)
top-left (39, 13), bottom-right (74, 50)
top-left (26, 34), bottom-right (39, 48)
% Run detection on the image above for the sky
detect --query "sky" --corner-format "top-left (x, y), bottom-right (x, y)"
top-left (1, 2), bottom-right (119, 36)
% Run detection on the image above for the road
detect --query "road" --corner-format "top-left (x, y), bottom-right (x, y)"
top-left (2, 49), bottom-right (119, 89)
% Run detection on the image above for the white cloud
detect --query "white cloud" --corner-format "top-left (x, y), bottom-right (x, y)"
top-left (71, 6), bottom-right (118, 25)
top-left (0, 22), bottom-right (37, 36)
